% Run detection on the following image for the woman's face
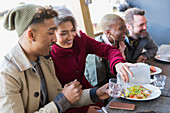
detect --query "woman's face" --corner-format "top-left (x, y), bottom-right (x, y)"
top-left (55, 21), bottom-right (77, 48)
top-left (108, 19), bottom-right (127, 43)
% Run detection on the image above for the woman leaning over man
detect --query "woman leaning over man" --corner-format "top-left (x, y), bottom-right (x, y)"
top-left (51, 6), bottom-right (135, 113)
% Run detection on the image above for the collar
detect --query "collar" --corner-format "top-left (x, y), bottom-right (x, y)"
top-left (9, 42), bottom-right (33, 71)
top-left (30, 57), bottom-right (41, 67)
top-left (126, 30), bottom-right (145, 40)
top-left (52, 43), bottom-right (74, 57)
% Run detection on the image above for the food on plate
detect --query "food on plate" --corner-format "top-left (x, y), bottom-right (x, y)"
top-left (150, 66), bottom-right (156, 73)
top-left (122, 85), bottom-right (152, 99)
top-left (155, 54), bottom-right (170, 62)
top-left (155, 55), bottom-right (160, 59)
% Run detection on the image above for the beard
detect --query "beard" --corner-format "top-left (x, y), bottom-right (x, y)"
top-left (133, 29), bottom-right (146, 39)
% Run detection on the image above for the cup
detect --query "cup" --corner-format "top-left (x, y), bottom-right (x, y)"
top-left (109, 78), bottom-right (122, 98)
top-left (154, 75), bottom-right (166, 89)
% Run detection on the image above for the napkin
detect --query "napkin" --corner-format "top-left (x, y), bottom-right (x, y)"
top-left (117, 63), bottom-right (150, 85)
top-left (157, 44), bottom-right (170, 55)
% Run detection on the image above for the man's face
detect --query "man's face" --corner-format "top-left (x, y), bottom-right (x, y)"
top-left (33, 18), bottom-right (57, 56)
top-left (130, 15), bottom-right (147, 38)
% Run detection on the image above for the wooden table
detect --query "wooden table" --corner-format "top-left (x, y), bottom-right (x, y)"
top-left (102, 58), bottom-right (170, 113)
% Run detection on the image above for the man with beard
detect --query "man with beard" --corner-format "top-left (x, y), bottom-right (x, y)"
top-left (124, 7), bottom-right (158, 63)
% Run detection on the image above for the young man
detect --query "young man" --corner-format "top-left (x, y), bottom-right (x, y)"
top-left (0, 4), bottom-right (110, 113)
top-left (124, 7), bottom-right (158, 63)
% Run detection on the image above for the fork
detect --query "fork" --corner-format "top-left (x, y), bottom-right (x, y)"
top-left (122, 88), bottom-right (126, 98)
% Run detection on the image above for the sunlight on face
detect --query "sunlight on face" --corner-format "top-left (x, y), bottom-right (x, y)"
top-left (33, 18), bottom-right (57, 56)
top-left (55, 21), bottom-right (77, 48)
top-left (109, 19), bottom-right (127, 42)
top-left (132, 15), bottom-right (147, 38)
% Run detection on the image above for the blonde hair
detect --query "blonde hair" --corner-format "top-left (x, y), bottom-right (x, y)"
top-left (100, 14), bottom-right (123, 32)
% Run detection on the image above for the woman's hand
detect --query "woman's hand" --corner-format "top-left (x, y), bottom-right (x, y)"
top-left (119, 41), bottom-right (126, 59)
top-left (115, 62), bottom-right (137, 82)
top-left (119, 41), bottom-right (126, 53)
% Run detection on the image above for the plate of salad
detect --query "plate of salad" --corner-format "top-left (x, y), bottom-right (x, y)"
top-left (121, 84), bottom-right (161, 101)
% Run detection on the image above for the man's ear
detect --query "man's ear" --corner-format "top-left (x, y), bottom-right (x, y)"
top-left (126, 23), bottom-right (132, 30)
top-left (26, 28), bottom-right (34, 41)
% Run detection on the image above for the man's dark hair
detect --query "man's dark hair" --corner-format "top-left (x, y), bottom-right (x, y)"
top-left (124, 7), bottom-right (145, 25)
top-left (30, 6), bottom-right (58, 25)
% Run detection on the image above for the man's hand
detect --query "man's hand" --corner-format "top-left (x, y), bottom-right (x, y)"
top-left (87, 106), bottom-right (101, 113)
top-left (115, 62), bottom-right (137, 82)
top-left (136, 55), bottom-right (147, 63)
top-left (62, 79), bottom-right (82, 104)
top-left (96, 83), bottom-right (110, 100)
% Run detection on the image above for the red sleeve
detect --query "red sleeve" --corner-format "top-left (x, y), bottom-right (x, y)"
top-left (79, 30), bottom-right (125, 75)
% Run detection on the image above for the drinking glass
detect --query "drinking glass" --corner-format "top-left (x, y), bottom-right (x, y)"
top-left (154, 75), bottom-right (166, 89)
top-left (109, 78), bottom-right (122, 98)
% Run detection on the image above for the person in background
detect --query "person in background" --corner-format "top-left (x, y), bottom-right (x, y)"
top-left (124, 7), bottom-right (158, 63)
top-left (51, 6), bottom-right (136, 113)
top-left (0, 4), bottom-right (111, 113)
top-left (85, 14), bottom-right (127, 87)
top-left (118, 0), bottom-right (130, 12)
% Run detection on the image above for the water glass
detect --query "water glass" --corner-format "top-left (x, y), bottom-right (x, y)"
top-left (109, 78), bottom-right (122, 98)
top-left (154, 75), bottom-right (166, 89)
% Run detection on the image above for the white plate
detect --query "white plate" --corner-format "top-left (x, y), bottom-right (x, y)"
top-left (150, 66), bottom-right (162, 75)
top-left (155, 54), bottom-right (170, 62)
top-left (121, 84), bottom-right (161, 101)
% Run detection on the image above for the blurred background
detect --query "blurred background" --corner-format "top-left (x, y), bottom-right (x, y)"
top-left (0, 0), bottom-right (170, 60)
